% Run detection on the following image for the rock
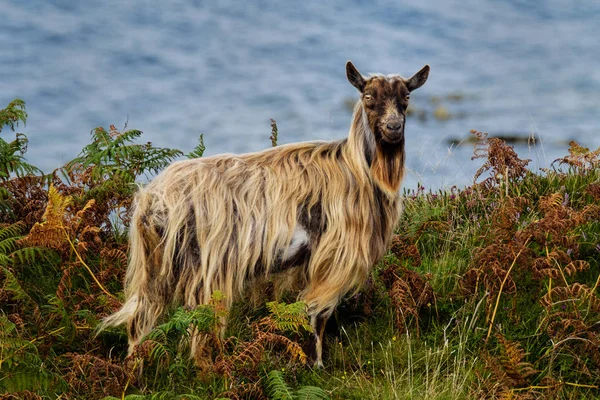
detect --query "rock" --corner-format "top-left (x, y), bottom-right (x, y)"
top-left (433, 106), bottom-right (451, 121)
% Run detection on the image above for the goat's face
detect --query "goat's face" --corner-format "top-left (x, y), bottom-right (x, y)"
top-left (346, 61), bottom-right (430, 145)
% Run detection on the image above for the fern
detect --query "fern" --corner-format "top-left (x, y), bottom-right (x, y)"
top-left (10, 246), bottom-right (50, 266)
top-left (142, 304), bottom-right (218, 368)
top-left (266, 370), bottom-right (329, 400)
top-left (0, 223), bottom-right (34, 303)
top-left (0, 133), bottom-right (41, 181)
top-left (145, 305), bottom-right (218, 341)
top-left (65, 126), bottom-right (182, 184)
top-left (0, 222), bottom-right (24, 260)
top-left (0, 99), bottom-right (41, 181)
top-left (294, 386), bottom-right (331, 400)
top-left (1, 266), bottom-right (34, 304)
top-left (0, 315), bottom-right (58, 393)
top-left (186, 134), bottom-right (206, 158)
top-left (0, 185), bottom-right (10, 216)
top-left (135, 303), bottom-right (220, 390)
top-left (103, 393), bottom-right (205, 400)
top-left (0, 98), bottom-right (27, 133)
top-left (265, 301), bottom-right (312, 334)
top-left (267, 370), bottom-right (294, 400)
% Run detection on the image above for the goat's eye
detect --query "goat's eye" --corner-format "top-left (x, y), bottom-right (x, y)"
top-left (364, 94), bottom-right (374, 102)
top-left (405, 95), bottom-right (410, 101)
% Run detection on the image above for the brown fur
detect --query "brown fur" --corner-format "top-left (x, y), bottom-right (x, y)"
top-left (98, 61), bottom-right (430, 367)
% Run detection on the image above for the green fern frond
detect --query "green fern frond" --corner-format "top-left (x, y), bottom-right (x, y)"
top-left (0, 236), bottom-right (18, 257)
top-left (0, 315), bottom-right (58, 393)
top-left (0, 186), bottom-right (12, 216)
top-left (187, 134), bottom-right (206, 158)
top-left (294, 385), bottom-right (330, 400)
top-left (44, 295), bottom-right (76, 339)
top-left (146, 306), bottom-right (216, 340)
top-left (1, 266), bottom-right (34, 304)
top-left (0, 236), bottom-right (19, 257)
top-left (173, 395), bottom-right (204, 400)
top-left (103, 395), bottom-right (149, 400)
top-left (266, 301), bottom-right (312, 334)
top-left (0, 221), bottom-right (24, 242)
top-left (265, 370), bottom-right (329, 400)
top-left (10, 246), bottom-right (51, 265)
top-left (141, 305), bottom-right (218, 371)
top-left (64, 126), bottom-right (183, 184)
top-left (148, 340), bottom-right (171, 366)
top-left (267, 370), bottom-right (294, 400)
top-left (0, 98), bottom-right (27, 133)
top-left (0, 133), bottom-right (41, 180)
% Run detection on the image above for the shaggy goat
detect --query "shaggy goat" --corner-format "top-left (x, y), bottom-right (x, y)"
top-left (99, 61), bottom-right (430, 367)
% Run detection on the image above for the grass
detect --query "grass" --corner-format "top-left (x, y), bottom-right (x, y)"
top-left (1, 100), bottom-right (599, 399)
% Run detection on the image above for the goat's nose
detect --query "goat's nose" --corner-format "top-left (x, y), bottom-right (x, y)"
top-left (386, 121), bottom-right (403, 132)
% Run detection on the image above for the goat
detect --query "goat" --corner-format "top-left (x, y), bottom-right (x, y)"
top-left (98, 61), bottom-right (430, 367)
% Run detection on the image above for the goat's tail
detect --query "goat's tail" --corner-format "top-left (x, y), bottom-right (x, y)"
top-left (96, 190), bottom-right (162, 347)
top-left (96, 294), bottom-right (139, 332)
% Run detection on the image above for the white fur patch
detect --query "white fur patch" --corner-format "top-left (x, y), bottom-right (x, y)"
top-left (281, 225), bottom-right (309, 261)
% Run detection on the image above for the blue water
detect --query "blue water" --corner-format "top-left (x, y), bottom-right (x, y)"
top-left (1, 0), bottom-right (599, 190)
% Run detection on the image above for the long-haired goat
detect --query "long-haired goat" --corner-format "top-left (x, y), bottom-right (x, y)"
top-left (99, 61), bottom-right (430, 367)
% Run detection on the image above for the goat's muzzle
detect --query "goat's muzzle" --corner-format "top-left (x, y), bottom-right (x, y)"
top-left (382, 116), bottom-right (405, 144)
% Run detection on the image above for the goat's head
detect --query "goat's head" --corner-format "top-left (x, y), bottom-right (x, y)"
top-left (346, 61), bottom-right (429, 146)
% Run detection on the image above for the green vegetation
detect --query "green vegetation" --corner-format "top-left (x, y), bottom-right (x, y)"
top-left (1, 99), bottom-right (599, 399)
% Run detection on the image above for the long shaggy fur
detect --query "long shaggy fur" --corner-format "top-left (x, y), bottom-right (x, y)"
top-left (99, 61), bottom-right (429, 365)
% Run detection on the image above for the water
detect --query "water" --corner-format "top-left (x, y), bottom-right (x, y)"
top-left (2, 0), bottom-right (599, 190)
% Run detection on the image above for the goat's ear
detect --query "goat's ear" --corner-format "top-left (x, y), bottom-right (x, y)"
top-left (346, 61), bottom-right (366, 92)
top-left (407, 65), bottom-right (430, 92)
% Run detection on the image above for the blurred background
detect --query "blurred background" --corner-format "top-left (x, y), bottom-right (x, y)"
top-left (1, 0), bottom-right (599, 190)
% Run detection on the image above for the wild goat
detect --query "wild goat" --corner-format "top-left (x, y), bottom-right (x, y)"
top-left (99, 61), bottom-right (430, 367)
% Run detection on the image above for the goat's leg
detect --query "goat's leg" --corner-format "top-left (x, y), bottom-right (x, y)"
top-left (188, 291), bottom-right (232, 371)
top-left (306, 310), bottom-right (331, 368)
top-left (126, 295), bottom-right (164, 355)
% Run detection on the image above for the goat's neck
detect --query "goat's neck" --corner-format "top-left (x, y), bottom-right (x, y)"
top-left (348, 102), bottom-right (405, 196)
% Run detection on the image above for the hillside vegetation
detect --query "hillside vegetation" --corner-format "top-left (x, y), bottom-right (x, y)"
top-left (1, 99), bottom-right (599, 399)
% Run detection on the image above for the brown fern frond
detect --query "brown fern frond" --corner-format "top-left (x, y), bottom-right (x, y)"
top-left (389, 235), bottom-right (421, 267)
top-left (0, 391), bottom-right (44, 400)
top-left (7, 313), bottom-right (26, 334)
top-left (484, 197), bottom-right (529, 242)
top-left (100, 248), bottom-right (128, 267)
top-left (218, 381), bottom-right (265, 400)
top-left (585, 183), bottom-right (600, 201)
top-left (540, 283), bottom-right (599, 311)
top-left (56, 264), bottom-right (74, 301)
top-left (259, 331), bottom-right (307, 365)
top-left (62, 353), bottom-right (133, 399)
top-left (231, 339), bottom-right (265, 369)
top-left (539, 192), bottom-right (563, 212)
top-left (532, 250), bottom-right (571, 280)
top-left (481, 334), bottom-right (538, 396)
top-left (553, 141), bottom-right (600, 171)
top-left (471, 130), bottom-right (531, 188)
top-left (26, 223), bottom-right (66, 252)
top-left (564, 260), bottom-right (590, 276)
top-left (532, 257), bottom-right (559, 280)
top-left (75, 198), bottom-right (96, 220)
top-left (519, 192), bottom-right (587, 251)
top-left (25, 186), bottom-right (73, 253)
top-left (381, 259), bottom-right (434, 336)
top-left (462, 243), bottom-right (527, 299)
top-left (1, 176), bottom-right (47, 227)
